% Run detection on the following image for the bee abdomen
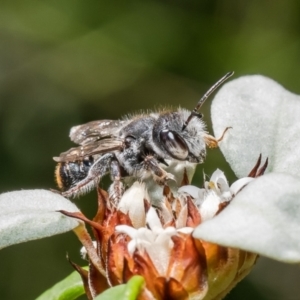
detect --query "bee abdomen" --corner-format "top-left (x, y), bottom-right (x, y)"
top-left (55, 157), bottom-right (94, 191)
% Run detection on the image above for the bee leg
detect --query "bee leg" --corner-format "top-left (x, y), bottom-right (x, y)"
top-left (203, 127), bottom-right (232, 148)
top-left (143, 155), bottom-right (176, 185)
top-left (108, 159), bottom-right (124, 206)
top-left (62, 153), bottom-right (114, 198)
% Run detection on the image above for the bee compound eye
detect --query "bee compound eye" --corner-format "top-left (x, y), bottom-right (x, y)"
top-left (160, 130), bottom-right (188, 160)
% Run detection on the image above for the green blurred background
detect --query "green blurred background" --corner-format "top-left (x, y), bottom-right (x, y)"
top-left (1, 0), bottom-right (300, 299)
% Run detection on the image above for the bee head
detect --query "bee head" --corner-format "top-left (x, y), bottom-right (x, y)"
top-left (152, 110), bottom-right (207, 163)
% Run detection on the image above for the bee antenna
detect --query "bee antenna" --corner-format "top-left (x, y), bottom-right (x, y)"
top-left (182, 71), bottom-right (234, 131)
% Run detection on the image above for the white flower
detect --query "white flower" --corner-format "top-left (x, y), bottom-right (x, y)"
top-left (179, 169), bottom-right (254, 222)
top-left (116, 222), bottom-right (177, 275)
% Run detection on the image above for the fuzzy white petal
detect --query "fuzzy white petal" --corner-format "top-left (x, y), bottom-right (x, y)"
top-left (212, 75), bottom-right (300, 178)
top-left (118, 182), bottom-right (148, 228)
top-left (0, 189), bottom-right (80, 249)
top-left (193, 173), bottom-right (300, 263)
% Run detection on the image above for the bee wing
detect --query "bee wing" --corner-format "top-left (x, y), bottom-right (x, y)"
top-left (53, 138), bottom-right (123, 162)
top-left (69, 120), bottom-right (127, 145)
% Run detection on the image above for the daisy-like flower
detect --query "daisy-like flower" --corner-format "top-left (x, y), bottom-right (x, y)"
top-left (60, 157), bottom-right (265, 300)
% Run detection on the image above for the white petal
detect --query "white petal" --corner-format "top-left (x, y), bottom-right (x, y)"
top-left (145, 230), bottom-right (174, 275)
top-left (159, 202), bottom-right (174, 224)
top-left (118, 182), bottom-right (148, 228)
top-left (127, 239), bottom-right (137, 255)
top-left (199, 191), bottom-right (221, 222)
top-left (215, 177), bottom-right (230, 194)
top-left (136, 227), bottom-right (156, 243)
top-left (163, 226), bottom-right (178, 235)
top-left (115, 225), bottom-right (137, 239)
top-left (0, 189), bottom-right (80, 249)
top-left (210, 169), bottom-right (229, 193)
top-left (175, 204), bottom-right (188, 228)
top-left (212, 75), bottom-right (300, 178)
top-left (141, 160), bottom-right (197, 205)
top-left (80, 241), bottom-right (97, 260)
top-left (230, 177), bottom-right (254, 195)
top-left (177, 227), bottom-right (194, 234)
top-left (146, 207), bottom-right (163, 230)
top-left (193, 173), bottom-right (300, 263)
top-left (210, 169), bottom-right (225, 182)
top-left (178, 185), bottom-right (204, 199)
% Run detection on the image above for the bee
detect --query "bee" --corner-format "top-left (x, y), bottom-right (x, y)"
top-left (54, 72), bottom-right (233, 204)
